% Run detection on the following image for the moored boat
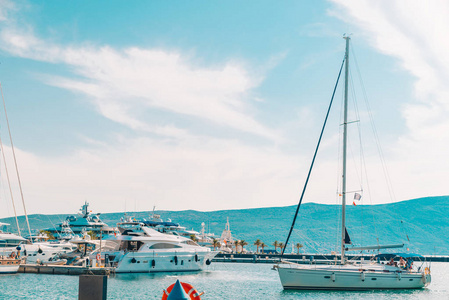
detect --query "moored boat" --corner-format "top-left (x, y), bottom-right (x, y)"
top-left (0, 257), bottom-right (20, 274)
top-left (274, 36), bottom-right (431, 290)
top-left (45, 202), bottom-right (117, 239)
top-left (99, 222), bottom-right (217, 273)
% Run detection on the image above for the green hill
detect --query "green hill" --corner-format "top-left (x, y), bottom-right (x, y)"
top-left (1, 196), bottom-right (448, 255)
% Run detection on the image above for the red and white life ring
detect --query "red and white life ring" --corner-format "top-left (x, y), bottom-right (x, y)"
top-left (162, 282), bottom-right (202, 300)
top-left (96, 253), bottom-right (101, 261)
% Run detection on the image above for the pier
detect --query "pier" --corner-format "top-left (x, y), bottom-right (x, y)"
top-left (19, 264), bottom-right (114, 275)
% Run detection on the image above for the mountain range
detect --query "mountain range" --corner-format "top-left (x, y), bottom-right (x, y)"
top-left (1, 196), bottom-right (447, 255)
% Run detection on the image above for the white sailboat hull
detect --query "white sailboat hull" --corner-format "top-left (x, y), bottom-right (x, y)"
top-left (277, 264), bottom-right (431, 290)
top-left (0, 259), bottom-right (20, 274)
top-left (0, 265), bottom-right (20, 274)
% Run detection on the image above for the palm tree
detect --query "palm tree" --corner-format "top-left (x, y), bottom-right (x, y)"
top-left (38, 230), bottom-right (55, 240)
top-left (234, 240), bottom-right (239, 253)
top-left (260, 243), bottom-right (266, 254)
top-left (212, 238), bottom-right (220, 251)
top-left (86, 230), bottom-right (98, 240)
top-left (272, 240), bottom-right (279, 253)
top-left (295, 242), bottom-right (303, 254)
top-left (254, 239), bottom-right (261, 253)
top-left (278, 242), bottom-right (285, 253)
top-left (189, 234), bottom-right (198, 243)
top-left (240, 240), bottom-right (248, 253)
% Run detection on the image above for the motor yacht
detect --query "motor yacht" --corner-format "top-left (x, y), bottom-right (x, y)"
top-left (45, 202), bottom-right (117, 239)
top-left (99, 222), bottom-right (218, 273)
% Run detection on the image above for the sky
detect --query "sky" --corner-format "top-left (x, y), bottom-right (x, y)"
top-left (0, 0), bottom-right (447, 218)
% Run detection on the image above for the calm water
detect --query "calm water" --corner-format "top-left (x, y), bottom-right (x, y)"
top-left (0, 262), bottom-right (447, 299)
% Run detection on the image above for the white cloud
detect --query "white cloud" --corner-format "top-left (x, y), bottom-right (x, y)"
top-left (0, 3), bottom-right (289, 217)
top-left (2, 0), bottom-right (448, 219)
top-left (0, 26), bottom-right (279, 141)
top-left (0, 136), bottom-right (304, 216)
top-left (330, 0), bottom-right (449, 200)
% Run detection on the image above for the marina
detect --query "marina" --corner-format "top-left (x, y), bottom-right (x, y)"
top-left (0, 0), bottom-right (447, 299)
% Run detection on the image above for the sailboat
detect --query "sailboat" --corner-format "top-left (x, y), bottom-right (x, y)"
top-left (274, 36), bottom-right (431, 290)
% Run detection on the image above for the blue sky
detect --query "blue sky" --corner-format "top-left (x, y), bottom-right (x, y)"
top-left (0, 0), bottom-right (447, 217)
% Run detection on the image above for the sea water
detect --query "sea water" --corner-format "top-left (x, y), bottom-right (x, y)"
top-left (0, 262), bottom-right (447, 299)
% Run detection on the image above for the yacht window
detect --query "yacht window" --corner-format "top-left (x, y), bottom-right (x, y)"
top-left (148, 243), bottom-right (182, 249)
top-left (183, 240), bottom-right (199, 246)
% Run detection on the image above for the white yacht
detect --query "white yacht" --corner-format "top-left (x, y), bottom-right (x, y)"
top-left (125, 209), bottom-right (201, 239)
top-left (22, 241), bottom-right (75, 264)
top-left (274, 37), bottom-right (431, 290)
top-left (45, 202), bottom-right (117, 239)
top-left (102, 222), bottom-right (218, 273)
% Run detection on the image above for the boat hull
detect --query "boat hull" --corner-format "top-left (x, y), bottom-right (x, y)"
top-left (0, 259), bottom-right (20, 274)
top-left (115, 251), bottom-right (217, 273)
top-left (277, 264), bottom-right (431, 290)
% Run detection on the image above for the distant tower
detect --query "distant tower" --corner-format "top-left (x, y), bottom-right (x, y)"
top-left (220, 217), bottom-right (234, 247)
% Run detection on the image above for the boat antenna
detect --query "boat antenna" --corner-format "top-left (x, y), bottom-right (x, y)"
top-left (0, 135), bottom-right (21, 234)
top-left (0, 83), bottom-right (32, 238)
top-left (281, 51), bottom-right (346, 256)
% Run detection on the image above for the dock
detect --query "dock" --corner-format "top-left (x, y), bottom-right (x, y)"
top-left (19, 264), bottom-right (114, 275)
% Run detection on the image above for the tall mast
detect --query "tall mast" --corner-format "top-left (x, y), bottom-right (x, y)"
top-left (341, 36), bottom-right (350, 264)
top-left (0, 83), bottom-right (32, 238)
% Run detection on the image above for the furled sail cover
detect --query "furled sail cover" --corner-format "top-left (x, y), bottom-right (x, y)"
top-left (344, 227), bottom-right (352, 244)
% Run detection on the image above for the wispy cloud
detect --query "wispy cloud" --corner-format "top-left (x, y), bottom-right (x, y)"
top-left (0, 23), bottom-right (279, 141)
top-left (330, 0), bottom-right (449, 199)
top-left (0, 2), bottom-right (293, 216)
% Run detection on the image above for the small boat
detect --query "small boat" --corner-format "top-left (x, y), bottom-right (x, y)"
top-left (0, 257), bottom-right (20, 274)
top-left (0, 222), bottom-right (24, 273)
top-left (274, 36), bottom-right (431, 290)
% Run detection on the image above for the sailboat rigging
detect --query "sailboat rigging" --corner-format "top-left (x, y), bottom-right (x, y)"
top-left (274, 36), bottom-right (431, 290)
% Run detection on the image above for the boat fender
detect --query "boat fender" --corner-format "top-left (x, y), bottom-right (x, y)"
top-left (38, 248), bottom-right (43, 254)
top-left (397, 272), bottom-right (402, 281)
top-left (152, 259), bottom-right (156, 267)
top-left (161, 281), bottom-right (202, 300)
top-left (174, 256), bottom-right (178, 265)
top-left (195, 254), bottom-right (198, 262)
top-left (131, 258), bottom-right (137, 264)
top-left (331, 273), bottom-right (335, 282)
top-left (206, 259), bottom-right (211, 266)
top-left (360, 272), bottom-right (365, 281)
